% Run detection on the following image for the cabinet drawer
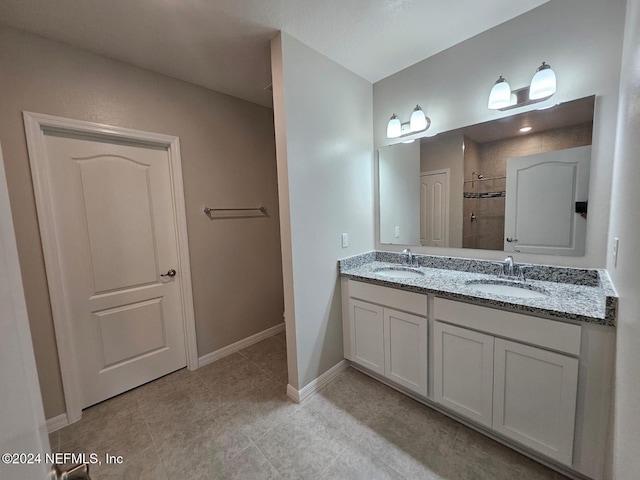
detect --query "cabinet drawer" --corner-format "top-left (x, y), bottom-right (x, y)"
top-left (348, 280), bottom-right (427, 317)
top-left (434, 297), bottom-right (581, 356)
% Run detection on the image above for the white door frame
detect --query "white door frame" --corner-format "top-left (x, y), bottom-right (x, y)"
top-left (23, 112), bottom-right (198, 424)
top-left (0, 141), bottom-right (51, 478)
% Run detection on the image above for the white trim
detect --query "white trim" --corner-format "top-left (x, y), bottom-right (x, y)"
top-left (23, 112), bottom-right (198, 424)
top-left (198, 323), bottom-right (285, 368)
top-left (0, 141), bottom-right (51, 462)
top-left (46, 413), bottom-right (69, 433)
top-left (286, 360), bottom-right (349, 403)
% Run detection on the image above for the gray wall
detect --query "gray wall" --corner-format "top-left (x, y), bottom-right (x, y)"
top-left (271, 32), bottom-right (374, 390)
top-left (373, 0), bottom-right (625, 268)
top-left (609, 0), bottom-right (640, 477)
top-left (379, 142), bottom-right (420, 245)
top-left (0, 25), bottom-right (284, 418)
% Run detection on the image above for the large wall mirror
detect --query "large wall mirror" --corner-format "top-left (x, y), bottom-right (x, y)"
top-left (378, 95), bottom-right (595, 257)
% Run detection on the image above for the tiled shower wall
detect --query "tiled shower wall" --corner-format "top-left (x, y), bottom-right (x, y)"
top-left (462, 123), bottom-right (593, 250)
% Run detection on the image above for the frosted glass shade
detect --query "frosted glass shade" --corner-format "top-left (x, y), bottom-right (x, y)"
top-left (386, 114), bottom-right (402, 138)
top-left (488, 76), bottom-right (512, 109)
top-left (529, 62), bottom-right (556, 100)
top-left (410, 105), bottom-right (428, 132)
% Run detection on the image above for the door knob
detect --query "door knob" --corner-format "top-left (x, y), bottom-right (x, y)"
top-left (161, 269), bottom-right (177, 277)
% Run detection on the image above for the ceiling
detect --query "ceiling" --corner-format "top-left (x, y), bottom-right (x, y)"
top-left (0, 0), bottom-right (548, 108)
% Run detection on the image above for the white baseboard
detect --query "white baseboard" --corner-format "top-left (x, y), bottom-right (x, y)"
top-left (46, 413), bottom-right (69, 433)
top-left (287, 360), bottom-right (349, 403)
top-left (198, 322), bottom-right (285, 368)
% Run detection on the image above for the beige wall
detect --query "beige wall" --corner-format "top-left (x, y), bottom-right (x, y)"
top-left (0, 25), bottom-right (283, 419)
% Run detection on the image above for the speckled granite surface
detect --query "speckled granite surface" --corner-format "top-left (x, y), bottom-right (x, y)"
top-left (338, 252), bottom-right (617, 327)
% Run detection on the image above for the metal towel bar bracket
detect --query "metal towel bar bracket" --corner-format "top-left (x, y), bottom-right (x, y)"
top-left (203, 206), bottom-right (267, 215)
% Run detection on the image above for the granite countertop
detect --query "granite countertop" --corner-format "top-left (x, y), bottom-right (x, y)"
top-left (339, 252), bottom-right (617, 327)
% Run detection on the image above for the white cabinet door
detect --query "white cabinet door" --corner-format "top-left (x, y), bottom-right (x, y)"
top-left (384, 309), bottom-right (428, 396)
top-left (433, 322), bottom-right (495, 427)
top-left (493, 339), bottom-right (578, 465)
top-left (349, 299), bottom-right (385, 375)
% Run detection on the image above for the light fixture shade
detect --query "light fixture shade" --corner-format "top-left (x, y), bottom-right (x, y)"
top-left (386, 114), bottom-right (402, 138)
top-left (488, 76), bottom-right (512, 109)
top-left (409, 105), bottom-right (428, 132)
top-left (529, 62), bottom-right (556, 100)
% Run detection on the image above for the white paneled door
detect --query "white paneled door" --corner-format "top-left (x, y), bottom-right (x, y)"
top-left (420, 170), bottom-right (449, 247)
top-left (35, 126), bottom-right (189, 410)
top-left (504, 146), bottom-right (590, 256)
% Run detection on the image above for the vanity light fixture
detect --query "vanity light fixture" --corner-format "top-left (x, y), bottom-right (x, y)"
top-left (386, 114), bottom-right (402, 138)
top-left (488, 76), bottom-right (512, 109)
top-left (488, 61), bottom-right (557, 111)
top-left (410, 105), bottom-right (428, 131)
top-left (386, 105), bottom-right (431, 138)
top-left (529, 62), bottom-right (557, 100)
top-left (519, 126), bottom-right (532, 133)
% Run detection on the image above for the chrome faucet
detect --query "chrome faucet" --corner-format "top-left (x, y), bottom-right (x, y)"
top-left (504, 256), bottom-right (515, 277)
top-left (402, 248), bottom-right (415, 266)
top-left (492, 256), bottom-right (530, 281)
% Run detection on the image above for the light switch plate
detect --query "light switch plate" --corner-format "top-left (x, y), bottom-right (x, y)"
top-left (395, 226), bottom-right (400, 238)
top-left (341, 233), bottom-right (348, 248)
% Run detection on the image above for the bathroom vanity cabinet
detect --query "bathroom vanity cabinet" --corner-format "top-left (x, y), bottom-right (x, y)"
top-left (344, 281), bottom-right (427, 396)
top-left (433, 298), bottom-right (580, 465)
top-left (340, 271), bottom-right (615, 479)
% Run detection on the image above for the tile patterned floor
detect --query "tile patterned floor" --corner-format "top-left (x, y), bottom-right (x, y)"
top-left (52, 332), bottom-right (570, 479)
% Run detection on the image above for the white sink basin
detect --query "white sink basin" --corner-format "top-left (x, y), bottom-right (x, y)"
top-left (374, 268), bottom-right (425, 279)
top-left (467, 282), bottom-right (548, 299)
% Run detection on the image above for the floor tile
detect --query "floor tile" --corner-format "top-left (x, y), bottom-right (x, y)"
top-left (239, 336), bottom-right (289, 385)
top-left (255, 408), bottom-right (347, 480)
top-left (135, 367), bottom-right (214, 409)
top-left (197, 354), bottom-right (278, 405)
top-left (54, 336), bottom-right (570, 480)
top-left (88, 446), bottom-right (168, 480)
top-left (209, 441), bottom-right (283, 480)
top-left (59, 390), bottom-right (140, 447)
top-left (221, 381), bottom-right (302, 441)
top-left (59, 407), bottom-right (153, 459)
top-left (318, 445), bottom-right (403, 480)
top-left (156, 412), bottom-right (252, 480)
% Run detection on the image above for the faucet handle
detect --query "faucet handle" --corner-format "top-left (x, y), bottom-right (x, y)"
top-left (490, 261), bottom-right (506, 278)
top-left (517, 264), bottom-right (534, 281)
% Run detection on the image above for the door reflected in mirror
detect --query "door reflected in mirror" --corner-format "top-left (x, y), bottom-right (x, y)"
top-left (378, 96), bottom-right (595, 257)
